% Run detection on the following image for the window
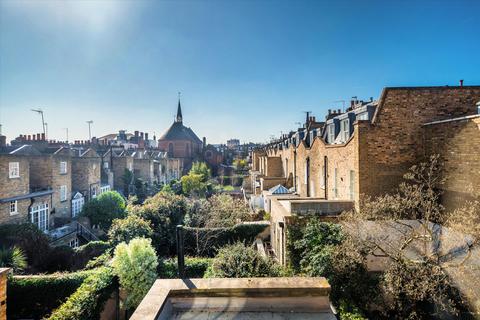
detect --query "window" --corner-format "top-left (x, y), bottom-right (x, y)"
top-left (320, 165), bottom-right (325, 189)
top-left (328, 125), bottom-right (335, 143)
top-left (60, 185), bottom-right (67, 202)
top-left (9, 162), bottom-right (19, 178)
top-left (30, 203), bottom-right (49, 232)
top-left (10, 200), bottom-right (18, 215)
top-left (72, 197), bottom-right (85, 217)
top-left (349, 170), bottom-right (355, 200)
top-left (128, 163), bottom-right (133, 171)
top-left (60, 161), bottom-right (67, 174)
top-left (357, 112), bottom-right (369, 121)
top-left (340, 119), bottom-right (350, 142)
top-left (103, 162), bottom-right (109, 169)
top-left (91, 186), bottom-right (97, 198)
top-left (69, 238), bottom-right (79, 248)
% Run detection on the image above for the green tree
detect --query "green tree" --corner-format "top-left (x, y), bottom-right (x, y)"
top-left (112, 238), bottom-right (158, 310)
top-left (205, 242), bottom-right (282, 278)
top-left (121, 169), bottom-right (134, 196)
top-left (82, 191), bottom-right (127, 230)
top-left (189, 162), bottom-right (211, 182)
top-left (181, 173), bottom-right (207, 197)
top-left (129, 191), bottom-right (189, 255)
top-left (108, 215), bottom-right (153, 246)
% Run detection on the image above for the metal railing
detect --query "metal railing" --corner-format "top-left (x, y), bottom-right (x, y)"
top-left (74, 221), bottom-right (100, 242)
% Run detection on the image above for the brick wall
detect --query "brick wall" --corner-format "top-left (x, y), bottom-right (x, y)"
top-left (0, 268), bottom-right (8, 320)
top-left (112, 156), bottom-right (134, 192)
top-left (72, 156), bottom-right (101, 199)
top-left (423, 116), bottom-right (480, 210)
top-left (0, 155), bottom-right (29, 198)
top-left (133, 158), bottom-right (154, 185)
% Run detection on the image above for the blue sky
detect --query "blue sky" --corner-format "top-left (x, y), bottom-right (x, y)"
top-left (1, 0), bottom-right (479, 144)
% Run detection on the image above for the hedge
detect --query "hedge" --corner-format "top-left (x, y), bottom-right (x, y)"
top-left (47, 266), bottom-right (117, 320)
top-left (7, 270), bottom-right (95, 320)
top-left (183, 223), bottom-right (268, 257)
top-left (72, 241), bottom-right (111, 270)
top-left (158, 257), bottom-right (212, 279)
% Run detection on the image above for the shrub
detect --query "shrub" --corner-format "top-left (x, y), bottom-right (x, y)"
top-left (42, 245), bottom-right (75, 272)
top-left (0, 223), bottom-right (51, 272)
top-left (183, 223), bottom-right (269, 257)
top-left (112, 238), bottom-right (158, 310)
top-left (7, 270), bottom-right (95, 319)
top-left (205, 242), bottom-right (282, 278)
top-left (72, 241), bottom-right (111, 270)
top-left (108, 215), bottom-right (153, 246)
top-left (0, 246), bottom-right (27, 272)
top-left (129, 192), bottom-right (189, 256)
top-left (82, 191), bottom-right (127, 230)
top-left (158, 257), bottom-right (212, 279)
top-left (47, 267), bottom-right (116, 320)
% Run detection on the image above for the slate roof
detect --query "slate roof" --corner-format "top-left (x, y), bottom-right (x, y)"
top-left (158, 121), bottom-right (202, 144)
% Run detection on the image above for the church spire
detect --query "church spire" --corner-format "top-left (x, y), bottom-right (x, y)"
top-left (176, 92), bottom-right (183, 123)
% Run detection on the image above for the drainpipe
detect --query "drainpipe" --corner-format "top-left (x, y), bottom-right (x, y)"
top-left (293, 150), bottom-right (297, 192)
top-left (279, 222), bottom-right (285, 266)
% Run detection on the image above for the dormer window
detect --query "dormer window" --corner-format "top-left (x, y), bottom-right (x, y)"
top-left (340, 119), bottom-right (350, 142)
top-left (328, 125), bottom-right (335, 143)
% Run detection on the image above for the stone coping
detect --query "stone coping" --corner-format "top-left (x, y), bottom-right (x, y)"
top-left (131, 277), bottom-right (331, 320)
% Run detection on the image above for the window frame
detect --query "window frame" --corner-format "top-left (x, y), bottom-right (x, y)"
top-left (9, 200), bottom-right (18, 215)
top-left (328, 125), bottom-right (335, 143)
top-left (59, 161), bottom-right (68, 174)
top-left (60, 185), bottom-right (67, 202)
top-left (340, 119), bottom-right (350, 142)
top-left (9, 162), bottom-right (20, 178)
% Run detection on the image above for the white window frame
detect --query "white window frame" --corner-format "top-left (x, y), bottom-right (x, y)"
top-left (10, 200), bottom-right (18, 215)
top-left (72, 197), bottom-right (85, 217)
top-left (341, 119), bottom-right (350, 142)
top-left (60, 161), bottom-right (67, 174)
top-left (69, 238), bottom-right (79, 248)
top-left (9, 162), bottom-right (20, 178)
top-left (60, 185), bottom-right (67, 202)
top-left (30, 203), bottom-right (49, 233)
top-left (328, 125), bottom-right (335, 143)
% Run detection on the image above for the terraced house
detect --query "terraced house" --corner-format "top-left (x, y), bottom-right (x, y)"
top-left (252, 85), bottom-right (480, 210)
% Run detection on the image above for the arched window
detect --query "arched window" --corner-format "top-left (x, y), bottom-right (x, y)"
top-left (168, 143), bottom-right (174, 157)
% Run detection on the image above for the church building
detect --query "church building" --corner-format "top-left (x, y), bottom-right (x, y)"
top-left (157, 99), bottom-right (203, 173)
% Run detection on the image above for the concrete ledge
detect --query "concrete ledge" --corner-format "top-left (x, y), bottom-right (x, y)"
top-left (131, 277), bottom-right (332, 320)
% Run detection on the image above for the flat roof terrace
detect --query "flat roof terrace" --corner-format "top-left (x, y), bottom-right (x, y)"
top-left (131, 277), bottom-right (335, 320)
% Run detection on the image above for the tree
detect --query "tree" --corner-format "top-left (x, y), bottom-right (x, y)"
top-left (205, 242), bottom-right (282, 278)
top-left (341, 155), bottom-right (475, 318)
top-left (108, 215), bottom-right (153, 246)
top-left (111, 238), bottom-right (158, 310)
top-left (202, 194), bottom-right (250, 227)
top-left (129, 191), bottom-right (189, 256)
top-left (121, 169), bottom-right (134, 196)
top-left (189, 162), bottom-right (211, 182)
top-left (82, 191), bottom-right (127, 230)
top-left (181, 173), bottom-right (208, 197)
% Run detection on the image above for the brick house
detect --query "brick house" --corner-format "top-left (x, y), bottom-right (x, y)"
top-left (252, 86), bottom-right (480, 209)
top-left (0, 149), bottom-right (53, 231)
top-left (132, 149), bottom-right (155, 186)
top-left (71, 148), bottom-right (102, 217)
top-left (250, 85), bottom-right (480, 266)
top-left (26, 147), bottom-right (73, 226)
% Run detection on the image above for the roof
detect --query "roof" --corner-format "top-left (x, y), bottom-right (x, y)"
top-left (158, 121), bottom-right (202, 143)
top-left (268, 184), bottom-right (290, 195)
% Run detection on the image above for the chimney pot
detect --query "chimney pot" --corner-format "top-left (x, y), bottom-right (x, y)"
top-left (145, 132), bottom-right (149, 140)
top-left (350, 100), bottom-right (355, 108)
top-left (37, 133), bottom-right (41, 140)
top-left (460, 79), bottom-right (464, 87)
top-left (41, 133), bottom-right (45, 141)
top-left (134, 131), bottom-right (139, 137)
top-left (338, 109), bottom-right (341, 114)
top-left (328, 109), bottom-right (331, 115)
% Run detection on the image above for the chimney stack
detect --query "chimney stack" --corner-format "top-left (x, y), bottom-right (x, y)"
top-left (350, 100), bottom-right (355, 108)
top-left (337, 109), bottom-right (341, 114)
top-left (460, 79), bottom-right (464, 87)
top-left (37, 133), bottom-right (41, 141)
top-left (27, 135), bottom-right (31, 141)
top-left (134, 130), bottom-right (139, 138)
top-left (140, 132), bottom-right (144, 140)
top-left (0, 135), bottom-right (6, 147)
top-left (41, 133), bottom-right (45, 141)
top-left (202, 137), bottom-right (207, 147)
top-left (145, 132), bottom-right (149, 140)
top-left (328, 109), bottom-right (332, 115)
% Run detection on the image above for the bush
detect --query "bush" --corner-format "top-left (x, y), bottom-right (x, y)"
top-left (72, 241), bottom-right (111, 270)
top-left (0, 246), bottom-right (27, 272)
top-left (129, 192), bottom-right (189, 256)
top-left (183, 223), bottom-right (269, 257)
top-left (157, 257), bottom-right (212, 279)
top-left (112, 238), bottom-right (158, 310)
top-left (82, 191), bottom-right (127, 230)
top-left (47, 267), bottom-right (116, 320)
top-left (7, 270), bottom-right (95, 319)
top-left (205, 242), bottom-right (283, 278)
top-left (0, 223), bottom-right (51, 272)
top-left (108, 215), bottom-right (153, 246)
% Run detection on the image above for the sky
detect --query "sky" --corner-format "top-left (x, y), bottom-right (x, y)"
top-left (1, 0), bottom-right (479, 144)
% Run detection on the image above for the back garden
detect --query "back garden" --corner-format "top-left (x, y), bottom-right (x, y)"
top-left (2, 158), bottom-right (480, 320)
